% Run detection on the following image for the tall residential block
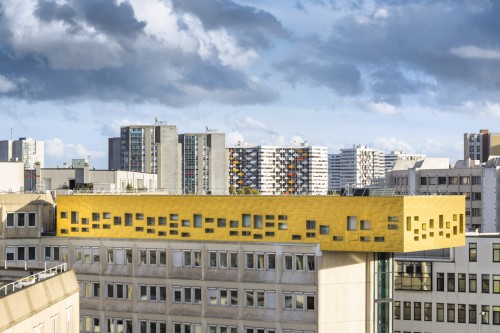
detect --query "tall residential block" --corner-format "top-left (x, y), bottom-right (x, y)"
top-left (115, 125), bottom-right (227, 194)
top-left (329, 145), bottom-right (385, 191)
top-left (0, 137), bottom-right (44, 169)
top-left (228, 144), bottom-right (328, 195)
top-left (464, 129), bottom-right (500, 162)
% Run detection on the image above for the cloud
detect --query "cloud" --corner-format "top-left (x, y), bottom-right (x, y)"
top-left (372, 137), bottom-right (415, 153)
top-left (45, 138), bottom-right (65, 157)
top-left (171, 0), bottom-right (289, 49)
top-left (226, 131), bottom-right (245, 145)
top-left (0, 0), bottom-right (279, 106)
top-left (0, 74), bottom-right (16, 93)
top-left (450, 45), bottom-right (500, 60)
top-left (274, 57), bottom-right (362, 95)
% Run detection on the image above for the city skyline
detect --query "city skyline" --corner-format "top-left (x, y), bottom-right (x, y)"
top-left (1, 1), bottom-right (499, 168)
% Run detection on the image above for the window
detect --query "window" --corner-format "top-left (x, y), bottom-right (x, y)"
top-left (217, 218), bottom-right (226, 227)
top-left (242, 214), bottom-right (251, 227)
top-left (447, 273), bottom-right (455, 292)
top-left (472, 192), bottom-right (481, 200)
top-left (28, 213), bottom-right (36, 227)
top-left (125, 213), bottom-right (133, 226)
top-left (413, 302), bottom-right (422, 320)
top-left (424, 302), bottom-right (432, 321)
top-left (470, 274), bottom-right (477, 293)
top-left (469, 243), bottom-right (477, 262)
top-left (482, 305), bottom-right (490, 324)
top-left (472, 176), bottom-right (481, 185)
top-left (159, 217), bottom-right (167, 226)
top-left (472, 208), bottom-right (481, 217)
top-left (92, 213), bottom-right (100, 221)
top-left (458, 304), bottom-right (466, 323)
top-left (194, 214), bottom-right (202, 228)
top-left (420, 177), bottom-right (427, 185)
top-left (447, 304), bottom-right (455, 322)
top-left (305, 220), bottom-right (315, 230)
top-left (483, 274), bottom-right (490, 293)
top-left (458, 273), bottom-right (466, 292)
top-left (469, 304), bottom-right (477, 324)
top-left (448, 176), bottom-right (458, 185)
top-left (319, 225), bottom-right (329, 235)
top-left (360, 220), bottom-right (371, 230)
top-left (6, 212), bottom-right (14, 227)
top-left (494, 275), bottom-right (500, 293)
top-left (403, 302), bottom-right (411, 320)
top-left (437, 273), bottom-right (444, 291)
top-left (18, 212), bottom-right (25, 227)
top-left (254, 215), bottom-right (263, 229)
top-left (460, 176), bottom-right (470, 185)
top-left (395, 261), bottom-right (432, 291)
top-left (437, 303), bottom-right (444, 322)
top-left (347, 216), bottom-right (357, 230)
top-left (245, 252), bottom-right (254, 269)
top-left (494, 244), bottom-right (500, 262)
top-left (494, 306), bottom-right (500, 325)
top-left (394, 301), bottom-right (401, 320)
top-left (71, 211), bottom-right (78, 224)
top-left (209, 252), bottom-right (217, 268)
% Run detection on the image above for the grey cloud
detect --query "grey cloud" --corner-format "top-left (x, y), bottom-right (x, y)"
top-left (274, 57), bottom-right (362, 95)
top-left (35, 0), bottom-right (145, 38)
top-left (171, 0), bottom-right (289, 49)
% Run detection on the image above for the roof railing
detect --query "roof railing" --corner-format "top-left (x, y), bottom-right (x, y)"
top-left (0, 263), bottom-right (67, 297)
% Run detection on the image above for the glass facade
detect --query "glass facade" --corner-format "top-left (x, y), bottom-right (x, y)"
top-left (375, 252), bottom-right (394, 333)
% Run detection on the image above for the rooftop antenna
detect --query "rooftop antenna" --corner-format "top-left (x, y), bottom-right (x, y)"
top-left (155, 117), bottom-right (167, 126)
top-left (206, 126), bottom-right (217, 133)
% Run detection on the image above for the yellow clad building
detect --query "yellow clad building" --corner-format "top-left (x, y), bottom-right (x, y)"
top-left (49, 194), bottom-right (464, 333)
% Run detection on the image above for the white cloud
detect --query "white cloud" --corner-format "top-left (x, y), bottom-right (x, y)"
top-left (374, 8), bottom-right (390, 19)
top-left (372, 137), bottom-right (414, 153)
top-left (450, 45), bottom-right (500, 60)
top-left (484, 102), bottom-right (500, 117)
top-left (0, 74), bottom-right (17, 93)
top-left (45, 138), bottom-right (65, 157)
top-left (367, 102), bottom-right (397, 115)
top-left (226, 131), bottom-right (245, 146)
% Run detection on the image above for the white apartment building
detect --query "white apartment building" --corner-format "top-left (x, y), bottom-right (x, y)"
top-left (228, 143), bottom-right (328, 195)
top-left (329, 145), bottom-right (385, 191)
top-left (0, 137), bottom-right (44, 169)
top-left (386, 157), bottom-right (500, 232)
top-left (394, 233), bottom-right (500, 333)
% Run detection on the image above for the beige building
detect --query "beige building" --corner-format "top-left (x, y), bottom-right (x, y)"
top-left (0, 266), bottom-right (80, 333)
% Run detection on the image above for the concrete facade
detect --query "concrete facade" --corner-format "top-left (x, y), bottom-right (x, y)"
top-left (394, 234), bottom-right (500, 333)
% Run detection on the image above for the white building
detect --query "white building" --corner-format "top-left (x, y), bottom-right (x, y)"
top-left (228, 143), bottom-right (328, 195)
top-left (0, 162), bottom-right (24, 192)
top-left (0, 137), bottom-right (44, 169)
top-left (329, 145), bottom-right (385, 191)
top-left (394, 233), bottom-right (500, 333)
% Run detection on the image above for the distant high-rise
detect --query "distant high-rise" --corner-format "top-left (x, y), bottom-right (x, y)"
top-left (228, 143), bottom-right (328, 195)
top-left (113, 124), bottom-right (227, 194)
top-left (108, 137), bottom-right (121, 170)
top-left (329, 145), bottom-right (385, 191)
top-left (0, 137), bottom-right (44, 169)
top-left (463, 129), bottom-right (500, 162)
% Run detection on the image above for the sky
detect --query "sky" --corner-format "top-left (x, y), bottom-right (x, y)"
top-left (1, 0), bottom-right (499, 168)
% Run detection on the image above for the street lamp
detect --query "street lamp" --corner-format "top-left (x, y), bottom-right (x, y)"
top-left (479, 311), bottom-right (486, 333)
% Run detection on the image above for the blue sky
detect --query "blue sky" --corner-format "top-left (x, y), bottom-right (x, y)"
top-left (1, 0), bottom-right (499, 168)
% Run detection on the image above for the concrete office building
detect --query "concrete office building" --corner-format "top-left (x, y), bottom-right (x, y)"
top-left (0, 137), bottom-right (44, 169)
top-left (115, 125), bottom-right (227, 194)
top-left (386, 157), bottom-right (500, 232)
top-left (394, 233), bottom-right (500, 333)
top-left (0, 266), bottom-right (80, 333)
top-left (329, 145), bottom-right (385, 191)
top-left (228, 143), bottom-right (328, 195)
top-left (1, 193), bottom-right (464, 333)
